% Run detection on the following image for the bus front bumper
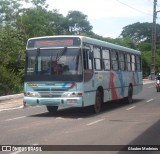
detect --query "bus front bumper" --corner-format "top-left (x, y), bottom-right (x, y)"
top-left (23, 97), bottom-right (83, 108)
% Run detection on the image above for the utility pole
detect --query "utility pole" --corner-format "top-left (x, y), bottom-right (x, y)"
top-left (150, 0), bottom-right (157, 80)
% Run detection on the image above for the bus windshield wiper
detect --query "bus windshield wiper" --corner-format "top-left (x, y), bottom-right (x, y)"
top-left (56, 47), bottom-right (67, 61)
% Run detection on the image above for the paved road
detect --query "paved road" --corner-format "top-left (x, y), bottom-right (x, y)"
top-left (0, 81), bottom-right (159, 154)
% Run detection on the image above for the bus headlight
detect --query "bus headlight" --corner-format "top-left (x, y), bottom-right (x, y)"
top-left (24, 91), bottom-right (40, 97)
top-left (62, 92), bottom-right (76, 97)
top-left (62, 92), bottom-right (83, 97)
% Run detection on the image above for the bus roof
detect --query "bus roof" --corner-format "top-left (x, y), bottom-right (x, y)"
top-left (27, 35), bottom-right (141, 55)
top-left (81, 36), bottom-right (141, 55)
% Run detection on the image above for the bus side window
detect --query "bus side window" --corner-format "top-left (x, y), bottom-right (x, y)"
top-left (136, 55), bottom-right (141, 71)
top-left (94, 47), bottom-right (102, 70)
top-left (83, 47), bottom-right (94, 82)
top-left (83, 49), bottom-right (88, 70)
top-left (125, 53), bottom-right (131, 71)
top-left (102, 49), bottom-right (110, 70)
top-left (119, 51), bottom-right (125, 71)
top-left (131, 54), bottom-right (136, 71)
top-left (83, 49), bottom-right (93, 70)
top-left (111, 50), bottom-right (118, 70)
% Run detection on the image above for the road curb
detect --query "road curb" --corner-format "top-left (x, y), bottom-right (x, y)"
top-left (0, 93), bottom-right (23, 101)
top-left (143, 79), bottom-right (155, 84)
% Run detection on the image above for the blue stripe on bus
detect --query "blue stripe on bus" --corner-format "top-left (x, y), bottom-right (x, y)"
top-left (62, 82), bottom-right (69, 88)
top-left (117, 71), bottom-right (125, 97)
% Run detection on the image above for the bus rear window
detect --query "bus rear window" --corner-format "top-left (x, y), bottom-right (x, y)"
top-left (27, 37), bottom-right (81, 48)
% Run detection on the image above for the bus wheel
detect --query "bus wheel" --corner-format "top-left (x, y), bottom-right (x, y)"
top-left (93, 90), bottom-right (102, 113)
top-left (46, 106), bottom-right (58, 113)
top-left (126, 85), bottom-right (133, 104)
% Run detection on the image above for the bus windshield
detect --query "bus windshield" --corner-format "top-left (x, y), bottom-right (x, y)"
top-left (25, 47), bottom-right (82, 77)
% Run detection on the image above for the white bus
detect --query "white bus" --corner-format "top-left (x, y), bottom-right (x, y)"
top-left (23, 35), bottom-right (143, 113)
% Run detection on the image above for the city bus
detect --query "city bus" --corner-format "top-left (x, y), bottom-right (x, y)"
top-left (23, 35), bottom-right (143, 113)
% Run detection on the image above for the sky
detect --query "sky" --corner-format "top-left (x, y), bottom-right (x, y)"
top-left (46, 0), bottom-right (160, 38)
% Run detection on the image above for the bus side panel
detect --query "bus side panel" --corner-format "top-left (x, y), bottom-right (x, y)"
top-left (105, 71), bottom-right (143, 102)
top-left (82, 70), bottom-right (143, 107)
top-left (83, 71), bottom-right (111, 107)
top-left (83, 91), bottom-right (96, 107)
top-left (118, 71), bottom-right (143, 97)
top-left (132, 71), bottom-right (143, 95)
top-left (82, 72), bottom-right (97, 107)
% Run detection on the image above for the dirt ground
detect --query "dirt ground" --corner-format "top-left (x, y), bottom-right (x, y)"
top-left (0, 98), bottom-right (23, 110)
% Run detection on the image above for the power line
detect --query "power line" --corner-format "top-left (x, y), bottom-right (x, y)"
top-left (116, 0), bottom-right (152, 17)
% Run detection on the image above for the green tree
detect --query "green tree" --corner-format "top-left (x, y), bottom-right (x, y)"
top-left (120, 22), bottom-right (160, 44)
top-left (0, 65), bottom-right (22, 95)
top-left (24, 0), bottom-right (48, 9)
top-left (120, 22), bottom-right (151, 43)
top-left (0, 25), bottom-right (25, 95)
top-left (0, 0), bottom-right (23, 25)
top-left (17, 8), bottom-right (68, 38)
top-left (0, 0), bottom-right (25, 95)
top-left (66, 11), bottom-right (93, 35)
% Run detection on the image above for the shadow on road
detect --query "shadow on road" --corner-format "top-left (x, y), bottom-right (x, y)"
top-left (118, 120), bottom-right (160, 154)
top-left (29, 98), bottom-right (144, 119)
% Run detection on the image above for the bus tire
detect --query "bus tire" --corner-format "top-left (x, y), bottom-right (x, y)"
top-left (46, 106), bottom-right (58, 113)
top-left (93, 90), bottom-right (102, 113)
top-left (125, 85), bottom-right (133, 104)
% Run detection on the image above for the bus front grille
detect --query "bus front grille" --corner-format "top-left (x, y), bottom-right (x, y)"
top-left (39, 92), bottom-right (63, 98)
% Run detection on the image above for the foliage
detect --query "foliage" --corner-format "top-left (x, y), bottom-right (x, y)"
top-left (17, 8), bottom-right (54, 37)
top-left (0, 25), bottom-right (25, 95)
top-left (120, 22), bottom-right (151, 44)
top-left (0, 65), bottom-right (23, 95)
top-left (66, 11), bottom-right (93, 35)
top-left (25, 0), bottom-right (48, 9)
top-left (0, 0), bottom-right (23, 25)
